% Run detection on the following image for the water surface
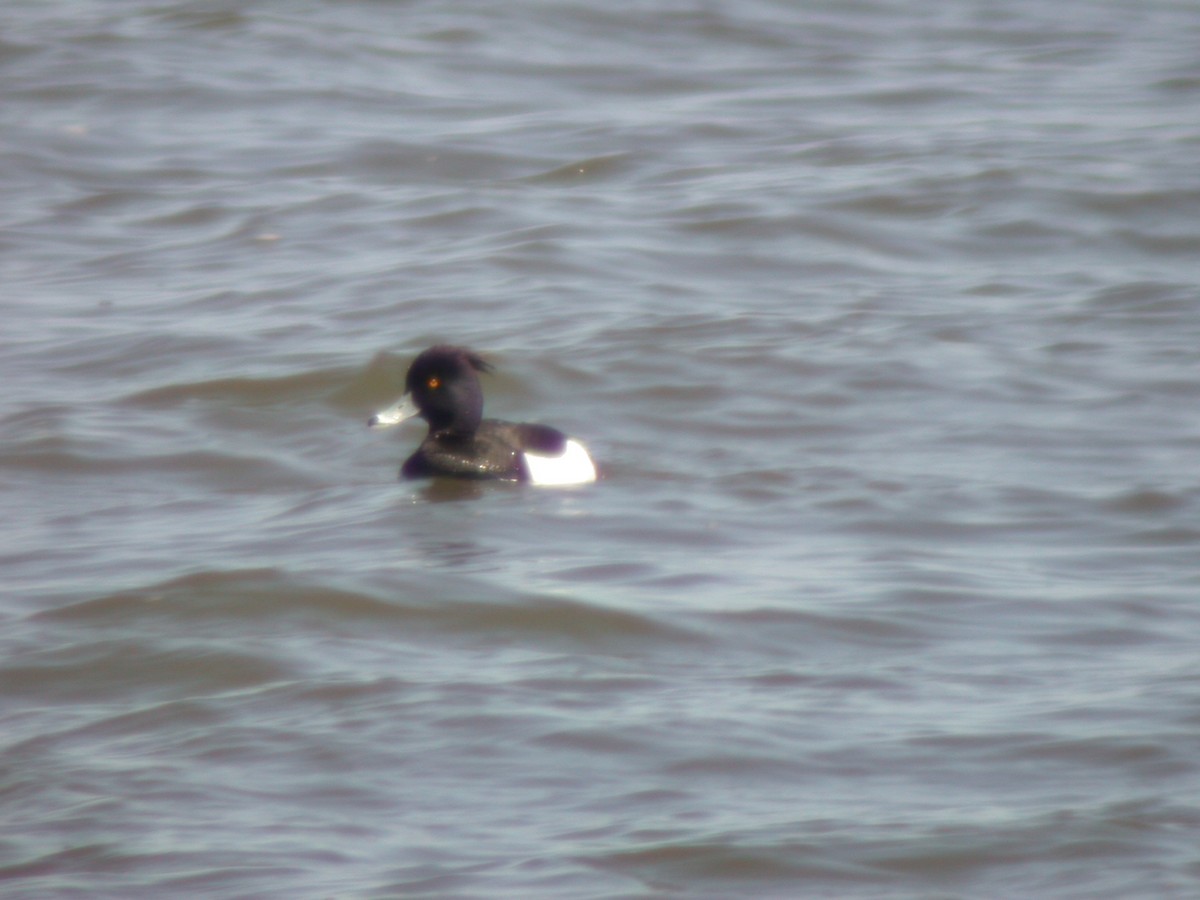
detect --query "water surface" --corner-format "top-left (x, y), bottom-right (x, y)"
top-left (3, 1), bottom-right (1200, 896)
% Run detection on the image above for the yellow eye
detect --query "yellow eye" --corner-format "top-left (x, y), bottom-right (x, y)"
top-left (427, 376), bottom-right (440, 390)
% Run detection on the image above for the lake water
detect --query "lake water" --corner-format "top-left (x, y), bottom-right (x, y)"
top-left (3, 1), bottom-right (1200, 897)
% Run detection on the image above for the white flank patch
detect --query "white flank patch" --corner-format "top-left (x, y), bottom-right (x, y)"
top-left (523, 439), bottom-right (597, 486)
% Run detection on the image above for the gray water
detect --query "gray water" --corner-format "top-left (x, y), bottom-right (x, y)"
top-left (4, 1), bottom-right (1200, 897)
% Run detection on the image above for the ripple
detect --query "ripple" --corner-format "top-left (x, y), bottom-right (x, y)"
top-left (35, 567), bottom-right (705, 651)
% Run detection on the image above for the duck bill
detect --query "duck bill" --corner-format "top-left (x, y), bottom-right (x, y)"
top-left (368, 393), bottom-right (419, 428)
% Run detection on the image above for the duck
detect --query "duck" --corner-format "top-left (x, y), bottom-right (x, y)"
top-left (368, 345), bottom-right (597, 485)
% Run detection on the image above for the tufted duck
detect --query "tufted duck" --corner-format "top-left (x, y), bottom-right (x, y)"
top-left (368, 345), bottom-right (597, 485)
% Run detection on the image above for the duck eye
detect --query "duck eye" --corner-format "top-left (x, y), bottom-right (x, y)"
top-left (427, 376), bottom-right (440, 390)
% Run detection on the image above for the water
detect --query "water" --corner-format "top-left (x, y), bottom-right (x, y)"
top-left (3, 1), bottom-right (1200, 896)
